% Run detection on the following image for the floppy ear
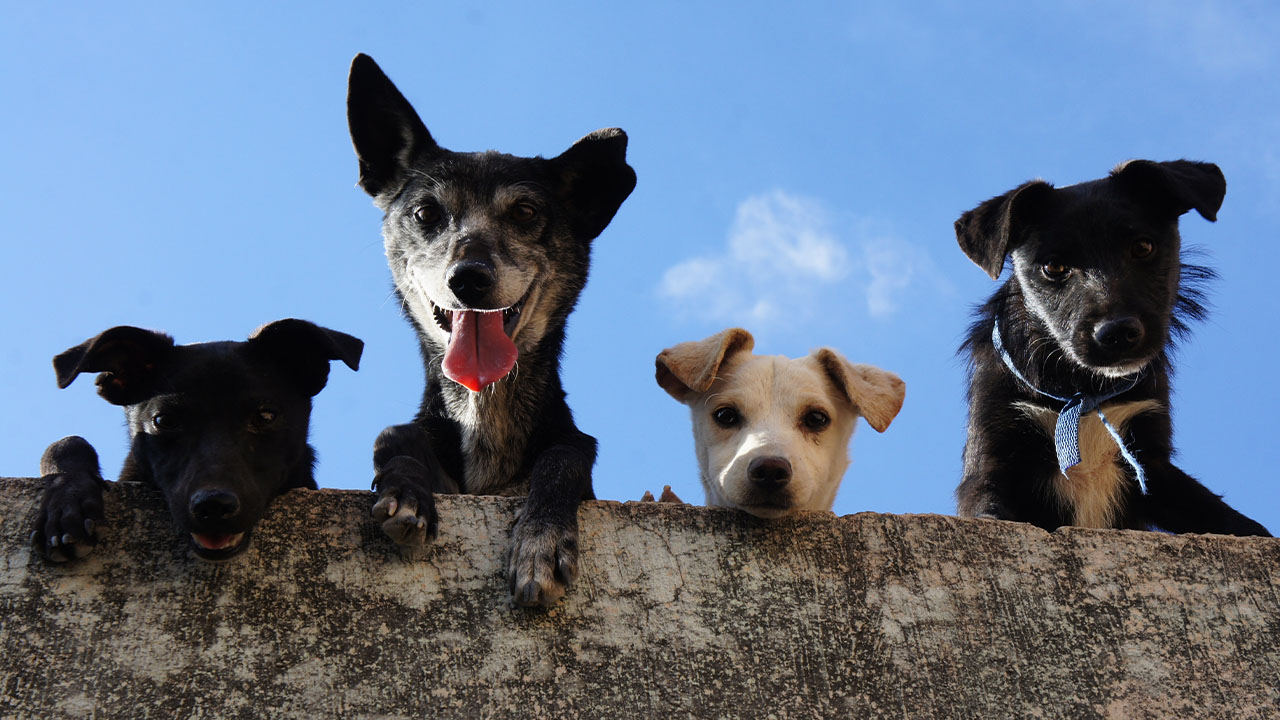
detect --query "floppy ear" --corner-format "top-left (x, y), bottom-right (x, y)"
top-left (655, 328), bottom-right (754, 403)
top-left (955, 180), bottom-right (1054, 280)
top-left (813, 349), bottom-right (905, 433)
top-left (347, 53), bottom-right (442, 200)
top-left (1110, 159), bottom-right (1226, 222)
top-left (248, 319), bottom-right (364, 397)
top-left (53, 326), bottom-right (175, 406)
top-left (549, 128), bottom-right (637, 242)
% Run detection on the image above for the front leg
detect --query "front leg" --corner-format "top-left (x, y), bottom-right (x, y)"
top-left (370, 423), bottom-right (458, 548)
top-left (507, 444), bottom-right (594, 607)
top-left (1124, 412), bottom-right (1270, 537)
top-left (32, 436), bottom-right (108, 562)
top-left (957, 416), bottom-right (1070, 531)
top-left (1142, 462), bottom-right (1271, 537)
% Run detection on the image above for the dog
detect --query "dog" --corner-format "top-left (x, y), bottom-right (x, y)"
top-left (656, 328), bottom-right (905, 518)
top-left (346, 54), bottom-right (636, 606)
top-left (954, 159), bottom-right (1269, 536)
top-left (31, 319), bottom-right (363, 562)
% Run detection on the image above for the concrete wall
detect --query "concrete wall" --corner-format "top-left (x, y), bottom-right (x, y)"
top-left (1, 476), bottom-right (1277, 719)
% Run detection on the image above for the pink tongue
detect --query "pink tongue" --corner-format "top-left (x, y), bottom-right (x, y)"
top-left (442, 310), bottom-right (518, 392)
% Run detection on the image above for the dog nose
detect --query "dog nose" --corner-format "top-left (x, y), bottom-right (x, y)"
top-left (190, 489), bottom-right (241, 521)
top-left (1093, 317), bottom-right (1145, 351)
top-left (447, 261), bottom-right (496, 306)
top-left (748, 456), bottom-right (792, 492)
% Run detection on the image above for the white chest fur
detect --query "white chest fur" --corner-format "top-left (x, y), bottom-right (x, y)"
top-left (446, 388), bottom-right (530, 496)
top-left (1013, 399), bottom-right (1162, 528)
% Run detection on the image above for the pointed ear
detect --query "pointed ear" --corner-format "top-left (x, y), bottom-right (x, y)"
top-left (550, 128), bottom-right (637, 241)
top-left (53, 327), bottom-right (175, 405)
top-left (813, 349), bottom-right (905, 432)
top-left (248, 319), bottom-right (364, 397)
top-left (655, 328), bottom-right (754, 403)
top-left (347, 53), bottom-right (442, 200)
top-left (1111, 159), bottom-right (1226, 222)
top-left (955, 180), bottom-right (1054, 279)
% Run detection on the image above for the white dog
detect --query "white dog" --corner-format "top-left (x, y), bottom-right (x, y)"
top-left (656, 328), bottom-right (905, 518)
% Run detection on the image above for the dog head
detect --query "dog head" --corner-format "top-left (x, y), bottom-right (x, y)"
top-left (656, 328), bottom-right (905, 518)
top-left (346, 53), bottom-right (636, 393)
top-left (956, 160), bottom-right (1224, 377)
top-left (53, 319), bottom-right (363, 560)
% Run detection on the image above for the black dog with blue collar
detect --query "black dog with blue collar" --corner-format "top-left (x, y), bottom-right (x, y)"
top-left (954, 159), bottom-right (1269, 536)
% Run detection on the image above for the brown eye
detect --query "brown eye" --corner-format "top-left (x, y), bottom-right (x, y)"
top-left (712, 406), bottom-right (741, 428)
top-left (413, 204), bottom-right (442, 225)
top-left (512, 202), bottom-right (538, 223)
top-left (1041, 262), bottom-right (1070, 280)
top-left (1132, 239), bottom-right (1155, 259)
top-left (152, 413), bottom-right (181, 432)
top-left (803, 410), bottom-right (830, 431)
top-left (250, 408), bottom-right (278, 430)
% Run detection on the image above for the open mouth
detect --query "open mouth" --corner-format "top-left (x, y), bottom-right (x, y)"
top-left (189, 531), bottom-right (248, 560)
top-left (431, 296), bottom-right (525, 338)
top-left (428, 285), bottom-right (533, 392)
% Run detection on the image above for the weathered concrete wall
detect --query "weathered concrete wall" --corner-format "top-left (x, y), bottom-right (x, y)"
top-left (1, 477), bottom-right (1277, 719)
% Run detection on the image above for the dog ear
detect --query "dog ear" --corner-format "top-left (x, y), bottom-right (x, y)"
top-left (1111, 159), bottom-right (1226, 222)
top-left (347, 53), bottom-right (442, 200)
top-left (248, 319), bottom-right (364, 397)
top-left (955, 181), bottom-right (1054, 280)
top-left (550, 128), bottom-right (638, 242)
top-left (813, 349), bottom-right (905, 433)
top-left (53, 327), bottom-right (176, 405)
top-left (655, 328), bottom-right (754, 403)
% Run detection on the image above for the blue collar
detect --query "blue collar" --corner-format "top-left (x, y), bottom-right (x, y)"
top-left (991, 322), bottom-right (1149, 494)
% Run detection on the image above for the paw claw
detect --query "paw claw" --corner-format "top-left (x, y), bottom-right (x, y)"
top-left (507, 518), bottom-right (579, 608)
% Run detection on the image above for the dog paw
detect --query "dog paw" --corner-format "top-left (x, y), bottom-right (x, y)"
top-left (507, 512), bottom-right (579, 608)
top-left (32, 473), bottom-right (106, 563)
top-left (371, 456), bottom-right (438, 547)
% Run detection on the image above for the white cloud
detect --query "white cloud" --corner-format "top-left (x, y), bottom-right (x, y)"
top-left (862, 235), bottom-right (934, 319)
top-left (659, 190), bottom-right (938, 327)
top-left (659, 190), bottom-right (847, 327)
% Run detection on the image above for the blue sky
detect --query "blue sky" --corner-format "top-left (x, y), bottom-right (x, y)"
top-left (3, 2), bottom-right (1278, 533)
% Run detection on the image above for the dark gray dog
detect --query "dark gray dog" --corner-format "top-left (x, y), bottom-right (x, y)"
top-left (346, 54), bottom-right (636, 606)
top-left (955, 159), bottom-right (1268, 536)
top-left (32, 319), bottom-right (363, 561)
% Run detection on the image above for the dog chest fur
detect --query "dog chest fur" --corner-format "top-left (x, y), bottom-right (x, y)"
top-left (444, 383), bottom-right (533, 496)
top-left (1012, 398), bottom-right (1161, 528)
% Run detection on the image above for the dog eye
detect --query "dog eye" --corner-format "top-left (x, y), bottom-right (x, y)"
top-left (413, 204), bottom-right (443, 225)
top-left (1132, 239), bottom-right (1155, 259)
top-left (711, 406), bottom-right (741, 428)
top-left (511, 203), bottom-right (538, 223)
top-left (250, 408), bottom-right (278, 430)
top-left (151, 413), bottom-right (181, 432)
top-left (803, 410), bottom-right (830, 431)
top-left (1041, 262), bottom-right (1070, 280)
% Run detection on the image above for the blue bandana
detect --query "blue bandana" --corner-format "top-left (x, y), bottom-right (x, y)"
top-left (991, 322), bottom-right (1149, 494)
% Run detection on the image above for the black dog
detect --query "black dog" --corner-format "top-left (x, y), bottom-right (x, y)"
top-left (346, 54), bottom-right (636, 606)
top-left (32, 319), bottom-right (363, 562)
top-left (955, 159), bottom-right (1269, 536)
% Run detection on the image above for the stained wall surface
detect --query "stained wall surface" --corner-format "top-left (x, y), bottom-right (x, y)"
top-left (1, 477), bottom-right (1277, 719)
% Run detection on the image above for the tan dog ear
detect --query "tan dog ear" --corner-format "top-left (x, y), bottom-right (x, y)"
top-left (655, 328), bottom-right (754, 402)
top-left (814, 348), bottom-right (905, 432)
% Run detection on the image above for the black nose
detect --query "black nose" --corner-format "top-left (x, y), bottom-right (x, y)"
top-left (190, 489), bottom-right (240, 521)
top-left (748, 456), bottom-right (792, 492)
top-left (447, 261), bottom-right (496, 306)
top-left (1093, 317), bottom-right (1145, 352)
